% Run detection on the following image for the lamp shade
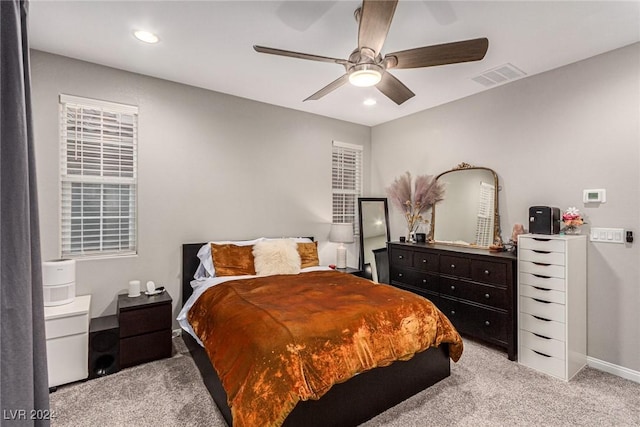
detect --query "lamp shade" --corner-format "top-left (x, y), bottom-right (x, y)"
top-left (329, 223), bottom-right (354, 244)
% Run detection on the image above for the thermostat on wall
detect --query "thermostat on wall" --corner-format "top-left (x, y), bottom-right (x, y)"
top-left (583, 189), bottom-right (606, 203)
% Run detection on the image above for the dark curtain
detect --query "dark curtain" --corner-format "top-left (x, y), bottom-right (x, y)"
top-left (1, 1), bottom-right (50, 425)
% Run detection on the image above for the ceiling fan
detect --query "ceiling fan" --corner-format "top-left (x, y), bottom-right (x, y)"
top-left (254, 0), bottom-right (488, 105)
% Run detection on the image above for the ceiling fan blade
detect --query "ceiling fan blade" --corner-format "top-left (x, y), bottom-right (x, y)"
top-left (376, 72), bottom-right (415, 105)
top-left (385, 38), bottom-right (489, 69)
top-left (254, 45), bottom-right (347, 66)
top-left (358, 0), bottom-right (398, 56)
top-left (304, 74), bottom-right (349, 101)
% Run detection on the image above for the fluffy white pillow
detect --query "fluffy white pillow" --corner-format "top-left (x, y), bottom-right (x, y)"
top-left (252, 239), bottom-right (301, 276)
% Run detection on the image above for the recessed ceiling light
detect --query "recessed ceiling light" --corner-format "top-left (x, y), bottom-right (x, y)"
top-left (363, 98), bottom-right (377, 106)
top-left (133, 30), bottom-right (159, 44)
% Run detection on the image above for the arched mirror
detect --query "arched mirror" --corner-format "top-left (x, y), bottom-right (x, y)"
top-left (430, 163), bottom-right (500, 248)
top-left (358, 198), bottom-right (390, 282)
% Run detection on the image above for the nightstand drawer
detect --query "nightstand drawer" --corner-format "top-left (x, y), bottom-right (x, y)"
top-left (519, 272), bottom-right (565, 292)
top-left (519, 237), bottom-right (566, 253)
top-left (519, 249), bottom-right (565, 266)
top-left (120, 329), bottom-right (172, 368)
top-left (45, 312), bottom-right (88, 339)
top-left (520, 284), bottom-right (565, 304)
top-left (519, 313), bottom-right (565, 341)
top-left (119, 303), bottom-right (171, 338)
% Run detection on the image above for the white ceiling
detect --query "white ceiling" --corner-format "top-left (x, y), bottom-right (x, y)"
top-left (29, 1), bottom-right (640, 127)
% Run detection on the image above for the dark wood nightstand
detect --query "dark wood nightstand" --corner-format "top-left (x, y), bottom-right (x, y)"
top-left (117, 291), bottom-right (172, 368)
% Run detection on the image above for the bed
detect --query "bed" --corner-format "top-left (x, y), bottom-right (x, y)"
top-left (180, 239), bottom-right (463, 427)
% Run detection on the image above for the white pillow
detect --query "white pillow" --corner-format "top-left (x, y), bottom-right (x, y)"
top-left (252, 239), bottom-right (301, 276)
top-left (194, 238), bottom-right (264, 279)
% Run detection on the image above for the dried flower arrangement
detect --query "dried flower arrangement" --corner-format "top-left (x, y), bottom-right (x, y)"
top-left (386, 171), bottom-right (445, 241)
top-left (562, 207), bottom-right (585, 234)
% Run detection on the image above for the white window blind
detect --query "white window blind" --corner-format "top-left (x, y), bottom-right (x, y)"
top-left (475, 181), bottom-right (495, 247)
top-left (332, 141), bottom-right (363, 235)
top-left (59, 94), bottom-right (138, 258)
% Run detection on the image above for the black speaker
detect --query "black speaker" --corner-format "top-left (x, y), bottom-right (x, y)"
top-left (89, 315), bottom-right (120, 379)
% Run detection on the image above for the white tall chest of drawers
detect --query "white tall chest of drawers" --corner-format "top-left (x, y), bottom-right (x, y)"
top-left (517, 234), bottom-right (587, 380)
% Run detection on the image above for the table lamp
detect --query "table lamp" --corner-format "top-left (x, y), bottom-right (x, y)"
top-left (329, 223), bottom-right (354, 269)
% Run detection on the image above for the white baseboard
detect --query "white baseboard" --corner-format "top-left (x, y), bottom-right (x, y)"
top-left (587, 356), bottom-right (640, 384)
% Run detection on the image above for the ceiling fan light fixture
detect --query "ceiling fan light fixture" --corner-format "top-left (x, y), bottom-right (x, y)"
top-left (349, 64), bottom-right (382, 87)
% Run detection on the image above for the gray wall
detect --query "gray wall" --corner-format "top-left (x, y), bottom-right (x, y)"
top-left (30, 50), bottom-right (370, 322)
top-left (371, 43), bottom-right (640, 371)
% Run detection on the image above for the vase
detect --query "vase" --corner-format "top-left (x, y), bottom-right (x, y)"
top-left (563, 225), bottom-right (581, 235)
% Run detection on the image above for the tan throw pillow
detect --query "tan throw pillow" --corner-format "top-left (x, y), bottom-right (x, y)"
top-left (297, 241), bottom-right (319, 268)
top-left (210, 243), bottom-right (256, 277)
top-left (252, 239), bottom-right (301, 276)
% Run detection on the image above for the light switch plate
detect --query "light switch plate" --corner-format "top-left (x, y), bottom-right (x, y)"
top-left (590, 227), bottom-right (625, 243)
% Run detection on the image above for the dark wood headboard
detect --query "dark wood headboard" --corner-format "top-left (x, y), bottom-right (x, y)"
top-left (182, 243), bottom-right (206, 306)
top-left (181, 238), bottom-right (315, 307)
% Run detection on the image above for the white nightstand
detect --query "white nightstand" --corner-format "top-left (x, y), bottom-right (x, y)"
top-left (44, 295), bottom-right (91, 388)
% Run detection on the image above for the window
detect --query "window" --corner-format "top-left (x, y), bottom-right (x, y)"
top-left (331, 141), bottom-right (363, 235)
top-left (59, 94), bottom-right (138, 258)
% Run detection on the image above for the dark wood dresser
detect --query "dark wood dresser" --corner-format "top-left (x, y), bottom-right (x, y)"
top-left (388, 242), bottom-right (517, 360)
top-left (117, 291), bottom-right (173, 368)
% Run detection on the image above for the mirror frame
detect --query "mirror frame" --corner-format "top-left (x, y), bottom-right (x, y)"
top-left (357, 197), bottom-right (391, 272)
top-left (429, 163), bottom-right (501, 248)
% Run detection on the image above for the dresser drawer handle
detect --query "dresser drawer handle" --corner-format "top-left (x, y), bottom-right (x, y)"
top-left (532, 315), bottom-right (552, 322)
top-left (484, 270), bottom-right (490, 275)
top-left (398, 273), bottom-right (403, 278)
top-left (533, 274), bottom-right (551, 279)
top-left (450, 310), bottom-right (455, 315)
top-left (532, 250), bottom-right (551, 254)
top-left (533, 298), bottom-right (552, 304)
top-left (533, 286), bottom-right (551, 291)
top-left (450, 285), bottom-right (455, 291)
top-left (533, 262), bottom-right (551, 266)
top-left (450, 264), bottom-right (456, 269)
top-left (532, 238), bottom-right (551, 242)
top-left (422, 259), bottom-right (427, 263)
top-left (533, 333), bottom-right (552, 340)
top-left (532, 350), bottom-right (552, 358)
top-left (484, 293), bottom-right (490, 299)
top-left (398, 255), bottom-right (404, 259)
top-left (484, 320), bottom-right (490, 326)
top-left (422, 279), bottom-right (427, 284)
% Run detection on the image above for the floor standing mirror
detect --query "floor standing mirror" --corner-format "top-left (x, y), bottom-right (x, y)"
top-left (358, 198), bottom-right (391, 283)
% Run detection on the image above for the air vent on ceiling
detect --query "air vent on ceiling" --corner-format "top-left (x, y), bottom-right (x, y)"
top-left (471, 63), bottom-right (527, 87)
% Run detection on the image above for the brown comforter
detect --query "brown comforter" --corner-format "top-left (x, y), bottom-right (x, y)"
top-left (188, 270), bottom-right (463, 427)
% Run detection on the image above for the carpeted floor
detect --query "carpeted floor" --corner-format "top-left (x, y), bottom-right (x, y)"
top-left (50, 336), bottom-right (640, 426)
